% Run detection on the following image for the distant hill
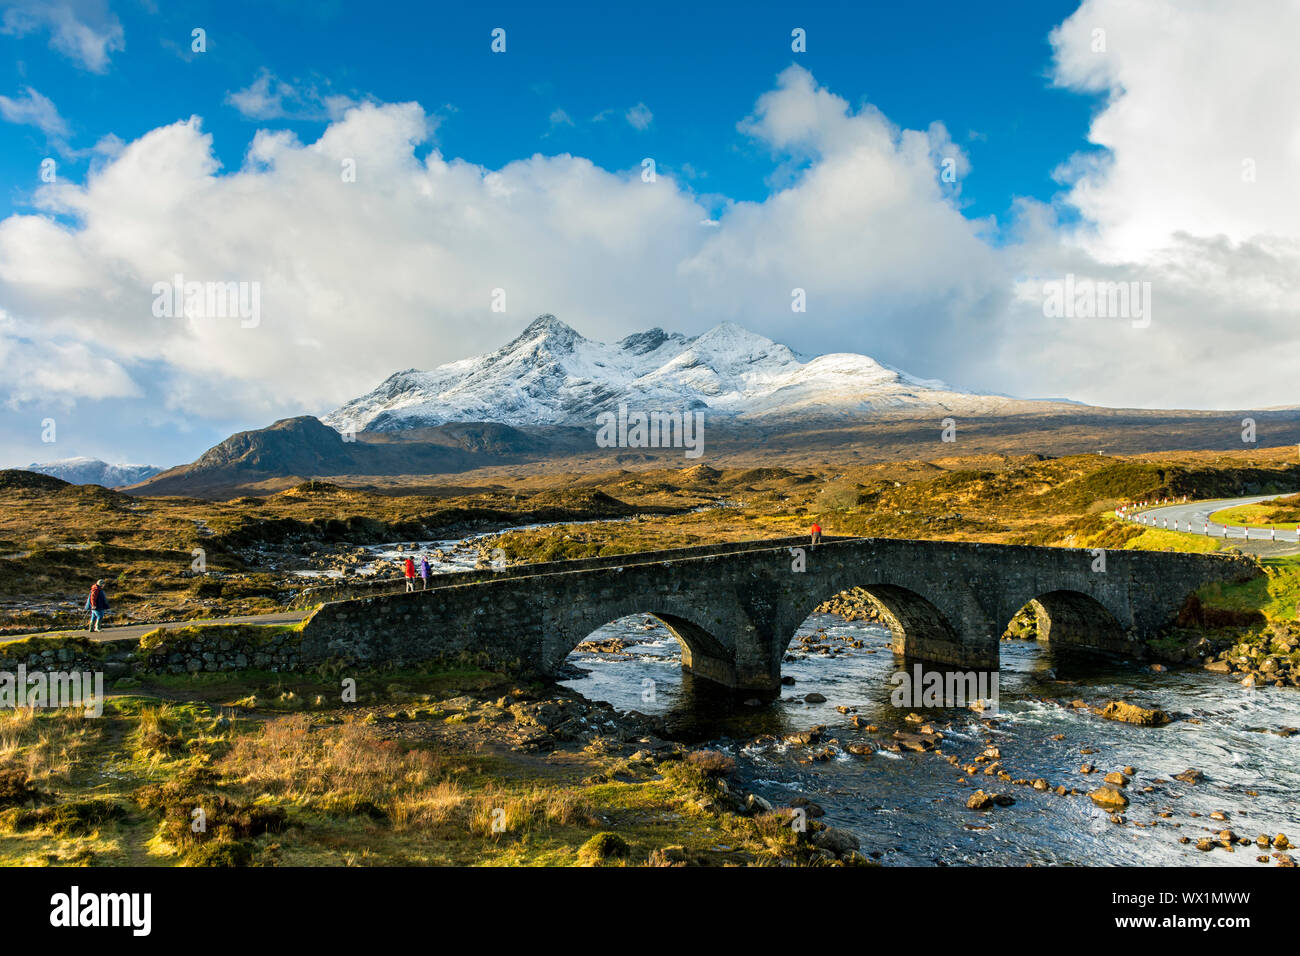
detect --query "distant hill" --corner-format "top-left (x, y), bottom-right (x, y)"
top-left (21, 457), bottom-right (162, 487)
top-left (125, 416), bottom-right (583, 498)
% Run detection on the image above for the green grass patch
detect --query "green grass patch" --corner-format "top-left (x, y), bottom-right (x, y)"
top-left (1197, 555), bottom-right (1300, 621)
top-left (1210, 503), bottom-right (1300, 530)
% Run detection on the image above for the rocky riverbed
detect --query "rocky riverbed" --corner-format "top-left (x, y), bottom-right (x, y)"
top-left (561, 612), bottom-right (1300, 866)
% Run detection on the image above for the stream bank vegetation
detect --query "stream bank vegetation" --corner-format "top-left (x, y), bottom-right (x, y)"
top-left (0, 663), bottom-right (859, 867)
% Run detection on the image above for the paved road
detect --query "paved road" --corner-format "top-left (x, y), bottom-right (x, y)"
top-left (1122, 493), bottom-right (1300, 557)
top-left (0, 611), bottom-right (310, 646)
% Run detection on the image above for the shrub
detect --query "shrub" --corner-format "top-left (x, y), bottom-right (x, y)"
top-left (0, 769), bottom-right (42, 808)
top-left (11, 798), bottom-right (125, 836)
top-left (684, 749), bottom-right (735, 777)
top-left (578, 831), bottom-right (629, 865)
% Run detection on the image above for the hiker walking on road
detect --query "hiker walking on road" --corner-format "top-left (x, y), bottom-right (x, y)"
top-left (419, 555), bottom-right (431, 589)
top-left (404, 556), bottom-right (417, 592)
top-left (85, 579), bottom-right (109, 632)
top-left (810, 521), bottom-right (823, 546)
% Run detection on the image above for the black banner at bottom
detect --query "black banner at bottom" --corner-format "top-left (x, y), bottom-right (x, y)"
top-left (2, 863), bottom-right (1288, 943)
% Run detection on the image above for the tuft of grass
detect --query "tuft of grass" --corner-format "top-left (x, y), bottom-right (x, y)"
top-left (577, 831), bottom-right (630, 866)
top-left (684, 749), bottom-right (735, 777)
top-left (6, 797), bottom-right (125, 836)
top-left (0, 707), bottom-right (102, 785)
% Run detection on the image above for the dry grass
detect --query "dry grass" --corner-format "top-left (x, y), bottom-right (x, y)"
top-left (218, 714), bottom-right (596, 843)
top-left (684, 749), bottom-right (735, 776)
top-left (0, 707), bottom-right (100, 785)
top-left (221, 715), bottom-right (443, 801)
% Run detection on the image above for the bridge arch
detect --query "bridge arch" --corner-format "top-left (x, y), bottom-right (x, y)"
top-left (1004, 589), bottom-right (1130, 657)
top-left (543, 598), bottom-right (739, 688)
top-left (786, 576), bottom-right (991, 670)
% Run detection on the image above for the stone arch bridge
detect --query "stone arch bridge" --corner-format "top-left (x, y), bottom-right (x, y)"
top-left (297, 536), bottom-right (1257, 694)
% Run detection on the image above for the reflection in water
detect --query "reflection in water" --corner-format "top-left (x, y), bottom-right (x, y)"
top-left (561, 613), bottom-right (1300, 866)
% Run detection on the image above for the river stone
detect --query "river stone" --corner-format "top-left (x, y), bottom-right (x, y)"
top-left (1097, 701), bottom-right (1170, 726)
top-left (1088, 786), bottom-right (1130, 810)
top-left (811, 826), bottom-right (860, 855)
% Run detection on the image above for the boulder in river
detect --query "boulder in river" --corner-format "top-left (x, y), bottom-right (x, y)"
top-left (1088, 786), bottom-right (1130, 810)
top-left (1096, 700), bottom-right (1170, 726)
top-left (811, 826), bottom-right (860, 855)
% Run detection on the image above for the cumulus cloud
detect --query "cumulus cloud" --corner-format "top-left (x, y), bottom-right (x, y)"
top-left (0, 0), bottom-right (124, 72)
top-left (1, 16), bottom-right (1299, 453)
top-left (993, 0), bottom-right (1300, 409)
top-left (1048, 0), bottom-right (1300, 262)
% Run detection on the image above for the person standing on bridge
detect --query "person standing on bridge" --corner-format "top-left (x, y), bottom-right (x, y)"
top-left (419, 555), bottom-right (431, 589)
top-left (403, 556), bottom-right (417, 592)
top-left (85, 579), bottom-right (109, 632)
top-left (810, 521), bottom-right (823, 546)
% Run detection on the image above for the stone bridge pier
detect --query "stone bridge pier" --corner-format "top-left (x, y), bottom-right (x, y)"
top-left (299, 536), bottom-right (1258, 695)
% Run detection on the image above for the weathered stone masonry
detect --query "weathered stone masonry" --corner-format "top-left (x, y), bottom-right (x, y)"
top-left (298, 536), bottom-right (1259, 693)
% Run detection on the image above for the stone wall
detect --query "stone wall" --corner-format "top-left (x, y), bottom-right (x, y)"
top-left (0, 634), bottom-right (130, 678)
top-left (135, 624), bottom-right (301, 674)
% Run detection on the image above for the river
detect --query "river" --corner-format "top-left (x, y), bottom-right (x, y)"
top-left (561, 614), bottom-right (1300, 866)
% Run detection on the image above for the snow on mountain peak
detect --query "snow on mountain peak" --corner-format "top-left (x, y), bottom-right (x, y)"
top-left (22, 458), bottom-right (163, 487)
top-left (509, 313), bottom-right (584, 351)
top-left (322, 315), bottom-right (1015, 433)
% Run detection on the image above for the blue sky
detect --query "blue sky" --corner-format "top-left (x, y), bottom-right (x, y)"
top-left (1, 0), bottom-right (1296, 470)
top-left (2, 1), bottom-right (1093, 228)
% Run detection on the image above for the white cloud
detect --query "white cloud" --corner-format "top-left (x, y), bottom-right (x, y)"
top-left (0, 311), bottom-right (139, 404)
top-left (1049, 0), bottom-right (1300, 263)
top-left (226, 70), bottom-right (362, 122)
top-left (0, 86), bottom-right (69, 139)
top-left (990, 0), bottom-right (1300, 410)
top-left (0, 0), bottom-right (124, 73)
top-left (625, 102), bottom-right (653, 131)
top-left (1, 22), bottom-right (1299, 448)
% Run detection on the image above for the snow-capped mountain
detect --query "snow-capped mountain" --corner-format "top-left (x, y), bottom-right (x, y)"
top-left (323, 315), bottom-right (1047, 433)
top-left (23, 457), bottom-right (162, 487)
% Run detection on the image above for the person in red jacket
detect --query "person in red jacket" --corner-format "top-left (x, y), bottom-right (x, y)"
top-left (810, 521), bottom-right (822, 546)
top-left (403, 556), bottom-right (417, 592)
top-left (85, 579), bottom-right (109, 631)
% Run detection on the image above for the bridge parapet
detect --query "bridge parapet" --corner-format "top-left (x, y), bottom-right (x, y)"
top-left (292, 535), bottom-right (845, 606)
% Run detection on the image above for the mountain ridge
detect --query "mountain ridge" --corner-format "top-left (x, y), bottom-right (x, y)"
top-left (322, 315), bottom-right (1056, 435)
top-left (21, 457), bottom-right (162, 488)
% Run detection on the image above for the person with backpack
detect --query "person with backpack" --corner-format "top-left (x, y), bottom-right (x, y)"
top-left (419, 555), bottom-right (431, 589)
top-left (85, 579), bottom-right (109, 632)
top-left (403, 556), bottom-right (417, 592)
